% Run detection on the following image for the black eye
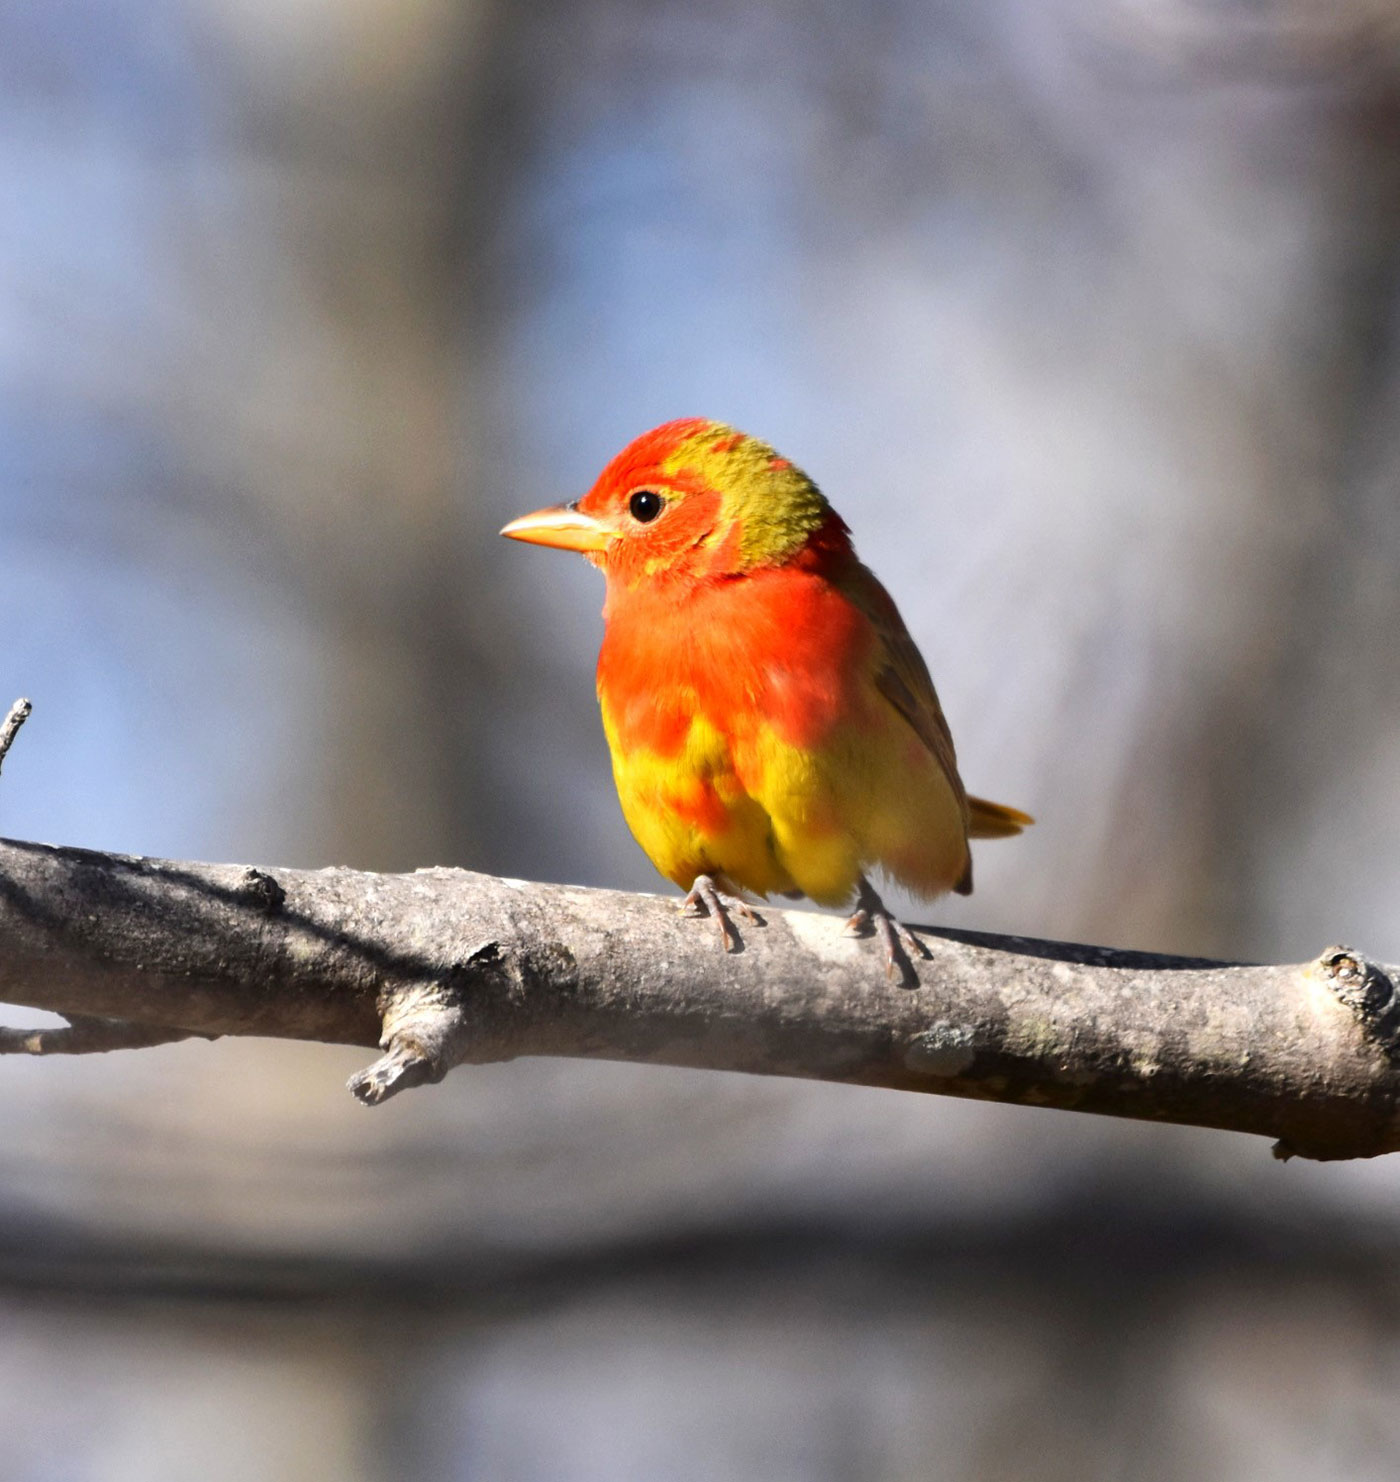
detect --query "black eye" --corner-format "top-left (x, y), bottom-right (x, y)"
top-left (628, 489), bottom-right (664, 523)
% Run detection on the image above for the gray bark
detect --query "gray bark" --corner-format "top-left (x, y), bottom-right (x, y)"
top-left (0, 837), bottom-right (1396, 1161)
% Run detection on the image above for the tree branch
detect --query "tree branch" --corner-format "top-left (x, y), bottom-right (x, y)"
top-left (0, 837), bottom-right (1397, 1160)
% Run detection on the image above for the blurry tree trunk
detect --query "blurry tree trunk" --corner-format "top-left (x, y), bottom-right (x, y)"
top-left (206, 6), bottom-right (498, 873)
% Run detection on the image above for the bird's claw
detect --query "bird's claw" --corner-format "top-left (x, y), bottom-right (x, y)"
top-left (843, 877), bottom-right (928, 987)
top-left (683, 874), bottom-right (763, 953)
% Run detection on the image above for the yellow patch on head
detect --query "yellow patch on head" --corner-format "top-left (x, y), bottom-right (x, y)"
top-left (659, 422), bottom-right (832, 570)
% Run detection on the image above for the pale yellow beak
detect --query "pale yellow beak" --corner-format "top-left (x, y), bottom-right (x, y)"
top-left (499, 503), bottom-right (615, 554)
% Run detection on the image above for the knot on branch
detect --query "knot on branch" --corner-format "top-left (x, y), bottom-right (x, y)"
top-left (238, 867), bottom-right (286, 915)
top-left (1312, 945), bottom-right (1400, 1054)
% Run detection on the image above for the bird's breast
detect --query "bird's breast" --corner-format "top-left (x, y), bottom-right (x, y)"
top-left (595, 567), bottom-right (873, 762)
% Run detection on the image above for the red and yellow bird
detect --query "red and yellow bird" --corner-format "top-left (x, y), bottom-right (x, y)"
top-left (502, 419), bottom-right (1029, 981)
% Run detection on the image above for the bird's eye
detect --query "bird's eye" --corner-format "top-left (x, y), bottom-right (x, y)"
top-left (628, 490), bottom-right (664, 523)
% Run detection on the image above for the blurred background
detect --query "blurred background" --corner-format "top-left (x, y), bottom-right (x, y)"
top-left (3, 0), bottom-right (1400, 1476)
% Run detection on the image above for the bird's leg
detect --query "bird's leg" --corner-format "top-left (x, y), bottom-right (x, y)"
top-left (843, 874), bottom-right (929, 987)
top-left (682, 873), bottom-right (763, 953)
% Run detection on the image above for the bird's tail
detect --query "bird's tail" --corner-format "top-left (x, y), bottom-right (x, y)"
top-left (967, 796), bottom-right (1033, 839)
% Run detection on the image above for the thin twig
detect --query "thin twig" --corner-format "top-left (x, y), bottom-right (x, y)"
top-left (0, 1014), bottom-right (208, 1056)
top-left (0, 698), bottom-right (31, 777)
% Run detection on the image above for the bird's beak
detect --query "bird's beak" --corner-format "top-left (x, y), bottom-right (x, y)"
top-left (500, 503), bottom-right (615, 553)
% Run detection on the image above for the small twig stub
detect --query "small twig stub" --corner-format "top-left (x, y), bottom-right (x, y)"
top-left (0, 698), bottom-right (32, 776)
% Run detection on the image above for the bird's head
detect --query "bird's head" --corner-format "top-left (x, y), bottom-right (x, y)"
top-left (501, 419), bottom-right (846, 587)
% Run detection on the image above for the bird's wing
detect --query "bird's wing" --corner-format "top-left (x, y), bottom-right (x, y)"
top-left (841, 563), bottom-right (968, 815)
top-left (839, 563), bottom-right (1031, 885)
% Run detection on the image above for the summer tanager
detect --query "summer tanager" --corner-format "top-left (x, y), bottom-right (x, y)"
top-left (501, 418), bottom-right (1030, 982)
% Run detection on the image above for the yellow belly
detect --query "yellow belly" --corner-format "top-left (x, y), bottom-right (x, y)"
top-left (600, 701), bottom-right (968, 908)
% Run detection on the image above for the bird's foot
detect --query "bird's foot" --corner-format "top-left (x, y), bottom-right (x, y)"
top-left (843, 876), bottom-right (929, 988)
top-left (682, 874), bottom-right (764, 953)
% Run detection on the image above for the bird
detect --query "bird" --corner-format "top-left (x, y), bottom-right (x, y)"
top-left (500, 418), bottom-right (1030, 983)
